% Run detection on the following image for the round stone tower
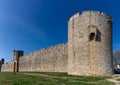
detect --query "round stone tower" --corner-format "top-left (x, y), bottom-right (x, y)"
top-left (68, 11), bottom-right (113, 76)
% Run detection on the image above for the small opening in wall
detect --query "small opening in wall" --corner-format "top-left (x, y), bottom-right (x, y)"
top-left (13, 62), bottom-right (16, 72)
top-left (89, 33), bottom-right (95, 41)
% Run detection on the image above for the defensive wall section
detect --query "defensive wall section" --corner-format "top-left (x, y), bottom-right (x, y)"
top-left (0, 10), bottom-right (113, 76)
top-left (1, 61), bottom-right (14, 72)
top-left (1, 43), bottom-right (68, 72)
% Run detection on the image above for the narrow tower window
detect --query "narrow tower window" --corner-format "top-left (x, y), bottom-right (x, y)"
top-left (89, 33), bottom-right (95, 41)
top-left (88, 25), bottom-right (98, 41)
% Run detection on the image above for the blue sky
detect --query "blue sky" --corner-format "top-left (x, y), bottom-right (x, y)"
top-left (0, 0), bottom-right (120, 62)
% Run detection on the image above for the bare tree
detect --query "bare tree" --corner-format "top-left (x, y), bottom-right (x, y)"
top-left (113, 50), bottom-right (120, 69)
top-left (113, 50), bottom-right (120, 63)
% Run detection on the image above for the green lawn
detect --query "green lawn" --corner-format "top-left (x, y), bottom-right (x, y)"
top-left (0, 72), bottom-right (115, 85)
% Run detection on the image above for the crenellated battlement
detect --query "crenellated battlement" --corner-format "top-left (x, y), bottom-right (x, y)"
top-left (0, 10), bottom-right (113, 76)
top-left (69, 11), bottom-right (112, 22)
top-left (69, 13), bottom-right (80, 21)
top-left (17, 43), bottom-right (67, 59)
top-left (68, 10), bottom-right (113, 76)
top-left (82, 10), bottom-right (100, 15)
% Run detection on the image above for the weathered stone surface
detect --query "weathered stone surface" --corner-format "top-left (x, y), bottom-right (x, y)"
top-left (1, 11), bottom-right (113, 76)
top-left (1, 61), bottom-right (14, 72)
top-left (68, 11), bottom-right (113, 76)
top-left (1, 44), bottom-right (68, 72)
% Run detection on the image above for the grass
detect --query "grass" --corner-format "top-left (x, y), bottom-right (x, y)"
top-left (116, 78), bottom-right (120, 81)
top-left (0, 72), bottom-right (115, 85)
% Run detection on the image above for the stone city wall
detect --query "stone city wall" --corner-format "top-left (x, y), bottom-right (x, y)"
top-left (1, 61), bottom-right (14, 72)
top-left (1, 11), bottom-right (113, 76)
top-left (1, 43), bottom-right (68, 72)
top-left (19, 43), bottom-right (68, 72)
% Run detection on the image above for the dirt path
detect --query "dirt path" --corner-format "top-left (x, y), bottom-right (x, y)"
top-left (107, 75), bottom-right (120, 85)
top-left (107, 79), bottom-right (120, 85)
top-left (19, 73), bottom-right (68, 79)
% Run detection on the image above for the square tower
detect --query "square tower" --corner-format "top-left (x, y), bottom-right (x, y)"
top-left (13, 50), bottom-right (24, 72)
